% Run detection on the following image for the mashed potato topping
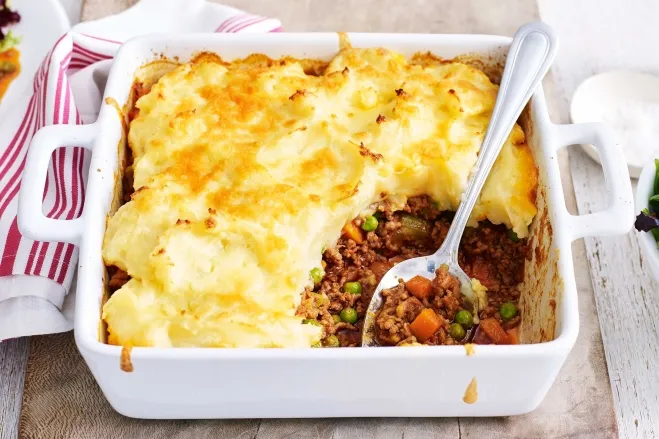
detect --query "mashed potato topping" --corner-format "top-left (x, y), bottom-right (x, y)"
top-left (102, 46), bottom-right (537, 348)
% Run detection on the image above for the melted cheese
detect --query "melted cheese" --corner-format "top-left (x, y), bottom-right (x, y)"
top-left (102, 47), bottom-right (538, 348)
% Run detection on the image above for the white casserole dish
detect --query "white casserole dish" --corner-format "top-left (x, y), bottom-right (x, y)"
top-left (17, 32), bottom-right (634, 419)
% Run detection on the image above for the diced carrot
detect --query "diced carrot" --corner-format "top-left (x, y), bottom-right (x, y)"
top-left (405, 275), bottom-right (433, 300)
top-left (409, 308), bottom-right (442, 342)
top-left (479, 318), bottom-right (509, 345)
top-left (342, 221), bottom-right (363, 244)
top-left (506, 326), bottom-right (520, 345)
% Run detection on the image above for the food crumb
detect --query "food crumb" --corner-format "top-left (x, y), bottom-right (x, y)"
top-left (464, 343), bottom-right (476, 356)
top-left (120, 345), bottom-right (134, 372)
top-left (205, 217), bottom-right (217, 229)
top-left (463, 377), bottom-right (478, 404)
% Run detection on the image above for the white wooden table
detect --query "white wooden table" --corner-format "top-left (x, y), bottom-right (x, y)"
top-left (540, 1), bottom-right (659, 437)
top-left (1, 0), bottom-right (658, 438)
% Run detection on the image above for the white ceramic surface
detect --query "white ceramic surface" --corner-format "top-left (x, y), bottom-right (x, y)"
top-left (634, 159), bottom-right (659, 282)
top-left (17, 32), bottom-right (635, 419)
top-left (58, 0), bottom-right (83, 26)
top-left (570, 71), bottom-right (659, 179)
top-left (0, 0), bottom-right (70, 115)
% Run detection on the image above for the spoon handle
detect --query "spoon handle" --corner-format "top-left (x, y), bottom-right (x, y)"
top-left (436, 22), bottom-right (559, 261)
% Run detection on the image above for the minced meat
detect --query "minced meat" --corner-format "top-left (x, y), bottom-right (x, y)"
top-left (296, 195), bottom-right (526, 347)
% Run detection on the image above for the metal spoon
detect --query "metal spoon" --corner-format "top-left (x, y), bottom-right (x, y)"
top-left (361, 22), bottom-right (559, 347)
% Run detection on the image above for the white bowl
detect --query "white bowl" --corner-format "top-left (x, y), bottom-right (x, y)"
top-left (0, 0), bottom-right (70, 116)
top-left (635, 159), bottom-right (659, 281)
top-left (571, 71), bottom-right (659, 179)
top-left (16, 32), bottom-right (635, 419)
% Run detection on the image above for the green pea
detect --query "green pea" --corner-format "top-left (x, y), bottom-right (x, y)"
top-left (313, 293), bottom-right (329, 308)
top-left (500, 302), bottom-right (518, 321)
top-left (332, 314), bottom-right (342, 324)
top-left (454, 310), bottom-right (474, 328)
top-left (340, 307), bottom-right (358, 324)
top-left (507, 229), bottom-right (520, 242)
top-left (449, 323), bottom-right (466, 340)
top-left (324, 335), bottom-right (340, 347)
top-left (311, 341), bottom-right (322, 348)
top-left (302, 318), bottom-right (322, 327)
top-left (310, 267), bottom-right (324, 284)
top-left (344, 281), bottom-right (362, 295)
top-left (361, 215), bottom-right (379, 232)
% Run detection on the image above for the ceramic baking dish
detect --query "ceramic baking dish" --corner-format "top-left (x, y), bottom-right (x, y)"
top-left (17, 32), bottom-right (634, 419)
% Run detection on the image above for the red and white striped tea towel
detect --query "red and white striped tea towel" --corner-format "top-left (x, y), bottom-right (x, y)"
top-left (0, 0), bottom-right (281, 341)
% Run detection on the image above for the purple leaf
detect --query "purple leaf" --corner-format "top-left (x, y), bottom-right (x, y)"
top-left (635, 211), bottom-right (659, 232)
top-left (0, 0), bottom-right (21, 36)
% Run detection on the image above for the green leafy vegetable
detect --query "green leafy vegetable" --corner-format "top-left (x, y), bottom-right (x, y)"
top-left (0, 30), bottom-right (20, 54)
top-left (650, 194), bottom-right (659, 213)
top-left (1, 0), bottom-right (21, 53)
top-left (635, 161), bottom-right (659, 248)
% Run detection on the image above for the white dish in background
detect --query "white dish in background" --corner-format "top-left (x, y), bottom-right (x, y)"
top-left (635, 159), bottom-right (659, 282)
top-left (570, 71), bottom-right (659, 179)
top-left (0, 0), bottom-right (70, 113)
top-left (17, 32), bottom-right (635, 419)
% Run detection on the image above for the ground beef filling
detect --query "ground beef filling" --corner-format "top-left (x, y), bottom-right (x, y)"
top-left (295, 195), bottom-right (526, 347)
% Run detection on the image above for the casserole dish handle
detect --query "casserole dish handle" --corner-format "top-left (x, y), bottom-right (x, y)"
top-left (18, 124), bottom-right (97, 246)
top-left (553, 122), bottom-right (634, 240)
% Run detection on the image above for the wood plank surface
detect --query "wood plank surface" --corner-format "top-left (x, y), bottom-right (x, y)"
top-left (0, 338), bottom-right (29, 439)
top-left (1, 1), bottom-right (621, 438)
top-left (570, 151), bottom-right (659, 439)
top-left (538, 1), bottom-right (659, 437)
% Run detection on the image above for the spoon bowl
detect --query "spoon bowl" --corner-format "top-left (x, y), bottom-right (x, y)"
top-left (361, 21), bottom-right (559, 347)
top-left (361, 256), bottom-right (473, 347)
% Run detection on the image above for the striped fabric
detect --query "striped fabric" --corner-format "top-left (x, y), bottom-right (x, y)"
top-left (0, 9), bottom-right (281, 341)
